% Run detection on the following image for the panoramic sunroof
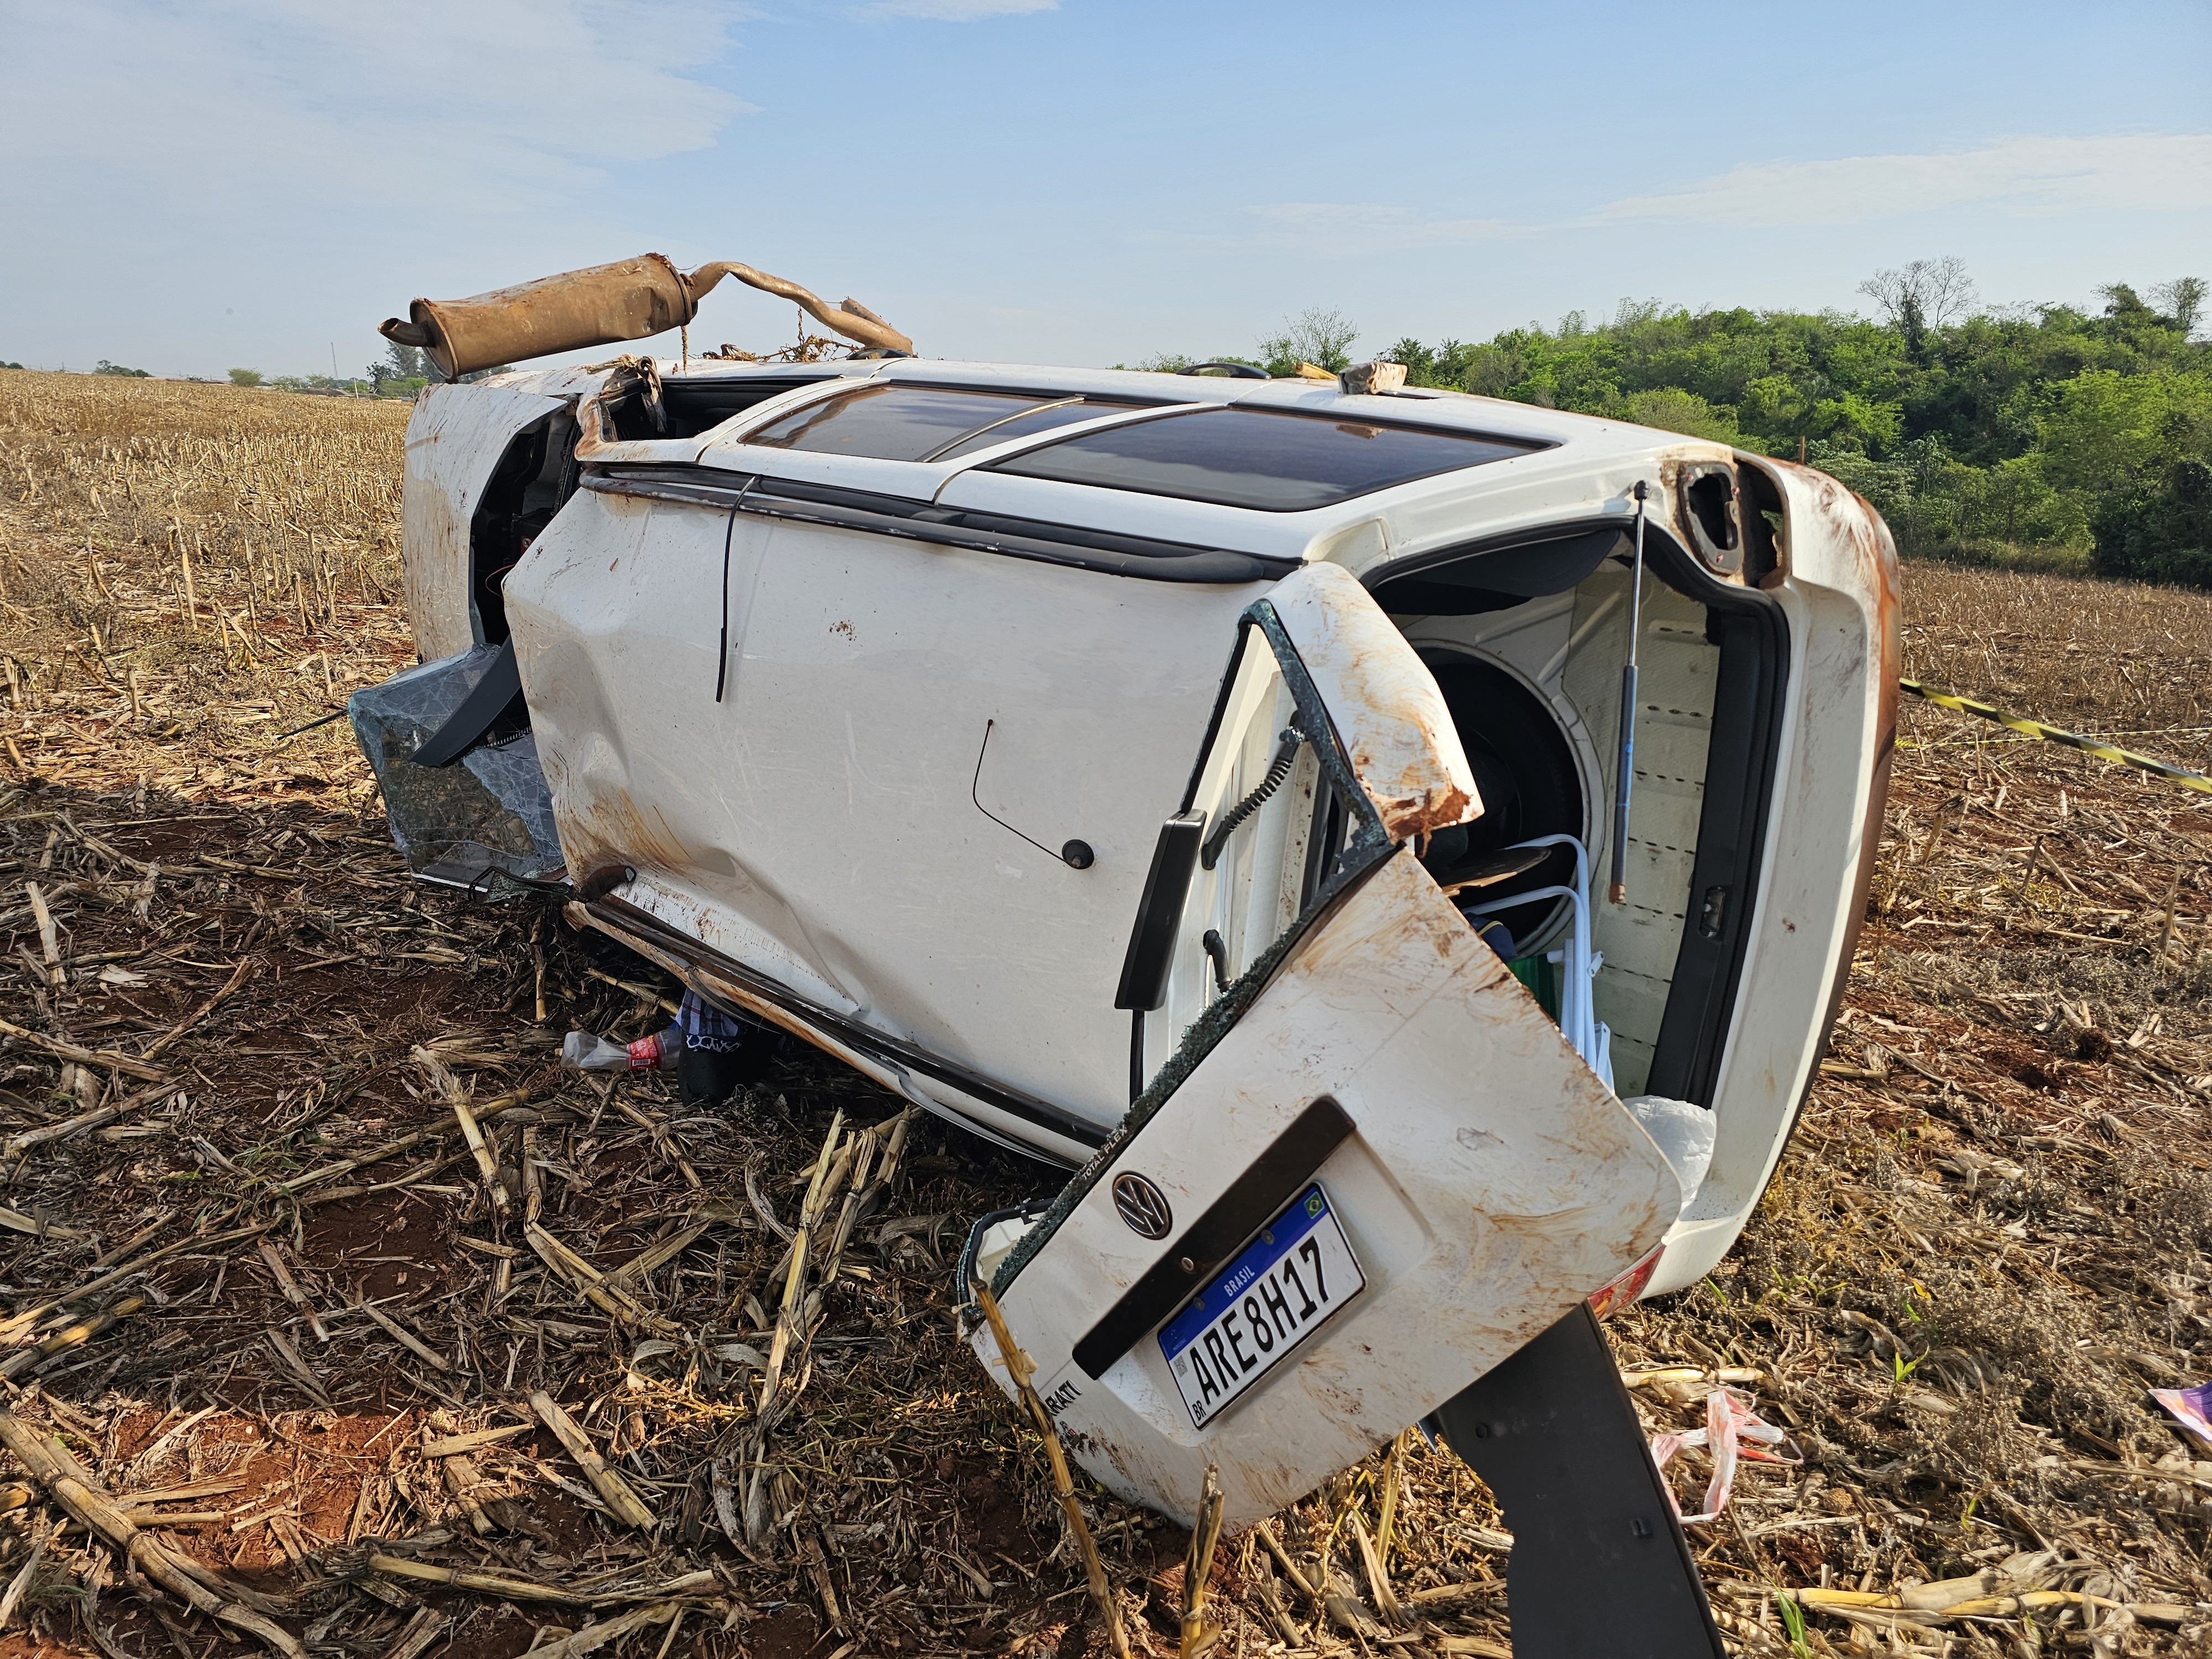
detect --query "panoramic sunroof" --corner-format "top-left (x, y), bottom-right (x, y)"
top-left (740, 384), bottom-right (1135, 463)
top-left (987, 405), bottom-right (1545, 512)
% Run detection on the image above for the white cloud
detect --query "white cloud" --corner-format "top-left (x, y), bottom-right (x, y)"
top-left (864, 0), bottom-right (1055, 17)
top-left (1594, 133), bottom-right (2212, 227)
top-left (0, 0), bottom-right (757, 215)
top-left (1238, 135), bottom-right (2212, 256)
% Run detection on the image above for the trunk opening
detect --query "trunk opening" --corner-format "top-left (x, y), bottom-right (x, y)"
top-left (1370, 512), bottom-right (1787, 1105)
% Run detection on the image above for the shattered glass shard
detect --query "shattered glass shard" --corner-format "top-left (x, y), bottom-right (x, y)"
top-left (348, 645), bottom-right (564, 889)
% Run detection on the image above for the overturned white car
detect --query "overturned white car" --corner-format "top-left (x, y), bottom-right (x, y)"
top-left (358, 258), bottom-right (1898, 1656)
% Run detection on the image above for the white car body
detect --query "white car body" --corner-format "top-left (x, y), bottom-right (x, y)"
top-left (375, 352), bottom-right (1897, 1530)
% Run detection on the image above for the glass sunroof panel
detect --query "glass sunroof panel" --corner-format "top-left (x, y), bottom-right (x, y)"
top-left (743, 385), bottom-right (1056, 462)
top-left (926, 399), bottom-right (1141, 461)
top-left (988, 405), bottom-right (1542, 511)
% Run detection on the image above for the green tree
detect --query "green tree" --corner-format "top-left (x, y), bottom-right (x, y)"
top-left (380, 341), bottom-right (432, 383)
top-left (1809, 392), bottom-right (1903, 453)
top-left (2151, 278), bottom-right (2206, 338)
top-left (1959, 455), bottom-right (2088, 550)
top-left (1622, 388), bottom-right (1739, 444)
top-left (2037, 368), bottom-right (2212, 494)
top-left (1259, 307), bottom-right (1358, 376)
top-left (2093, 459), bottom-right (2212, 585)
top-left (228, 368), bottom-right (263, 387)
top-left (93, 359), bottom-right (150, 377)
top-left (1738, 374), bottom-right (1809, 444)
top-left (1146, 261), bottom-right (2212, 584)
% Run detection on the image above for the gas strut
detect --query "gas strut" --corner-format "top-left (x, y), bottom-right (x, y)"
top-left (1609, 481), bottom-right (1650, 906)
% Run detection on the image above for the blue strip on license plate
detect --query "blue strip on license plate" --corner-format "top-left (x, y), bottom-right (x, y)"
top-left (1158, 1183), bottom-right (1363, 1429)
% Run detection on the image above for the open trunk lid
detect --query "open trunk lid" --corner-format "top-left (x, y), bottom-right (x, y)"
top-left (961, 562), bottom-right (1682, 1530)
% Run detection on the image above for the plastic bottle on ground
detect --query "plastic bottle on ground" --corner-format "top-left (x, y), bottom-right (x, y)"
top-left (562, 1026), bottom-right (682, 1072)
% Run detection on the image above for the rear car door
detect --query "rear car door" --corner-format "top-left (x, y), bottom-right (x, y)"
top-left (968, 561), bottom-right (1681, 1530)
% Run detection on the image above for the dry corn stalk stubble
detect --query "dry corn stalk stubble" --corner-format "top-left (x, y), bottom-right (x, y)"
top-left (0, 375), bottom-right (2210, 1653)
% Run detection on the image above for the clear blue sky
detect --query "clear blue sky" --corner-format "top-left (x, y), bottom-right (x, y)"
top-left (3, 0), bottom-right (2207, 378)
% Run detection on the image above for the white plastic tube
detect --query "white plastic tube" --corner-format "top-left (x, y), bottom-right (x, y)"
top-left (1464, 833), bottom-right (1611, 1086)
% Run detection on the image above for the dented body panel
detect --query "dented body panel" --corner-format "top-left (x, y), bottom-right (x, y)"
top-left (983, 849), bottom-right (1678, 1528)
top-left (1641, 457), bottom-right (1897, 1291)
top-left (1269, 562), bottom-right (1479, 839)
top-left (500, 487), bottom-right (1269, 1142)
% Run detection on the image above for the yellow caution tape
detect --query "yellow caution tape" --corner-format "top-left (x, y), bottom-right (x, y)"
top-left (1900, 679), bottom-right (2212, 796)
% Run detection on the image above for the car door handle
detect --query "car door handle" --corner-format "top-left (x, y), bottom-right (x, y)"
top-left (1113, 811), bottom-right (1206, 1012)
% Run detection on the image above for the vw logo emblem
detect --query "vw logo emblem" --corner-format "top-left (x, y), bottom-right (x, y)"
top-left (1112, 1173), bottom-right (1172, 1240)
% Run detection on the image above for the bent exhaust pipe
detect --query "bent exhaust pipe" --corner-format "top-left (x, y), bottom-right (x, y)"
top-left (378, 253), bottom-right (912, 380)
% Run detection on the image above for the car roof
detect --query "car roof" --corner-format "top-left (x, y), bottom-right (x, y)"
top-left (503, 356), bottom-right (1744, 580)
top-left (641, 355), bottom-right (1719, 460)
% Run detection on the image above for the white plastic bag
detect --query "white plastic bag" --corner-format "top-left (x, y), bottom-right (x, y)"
top-left (1624, 1095), bottom-right (1715, 1215)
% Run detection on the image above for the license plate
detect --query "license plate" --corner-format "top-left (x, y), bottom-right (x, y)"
top-left (1158, 1183), bottom-right (1364, 1430)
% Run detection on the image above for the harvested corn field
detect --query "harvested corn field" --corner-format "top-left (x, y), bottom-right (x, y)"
top-left (0, 371), bottom-right (2210, 1657)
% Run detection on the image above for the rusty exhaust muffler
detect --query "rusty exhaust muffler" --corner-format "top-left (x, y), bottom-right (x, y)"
top-left (379, 253), bottom-right (912, 380)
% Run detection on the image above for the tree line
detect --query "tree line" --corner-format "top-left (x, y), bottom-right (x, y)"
top-left (223, 343), bottom-right (504, 398)
top-left (1144, 262), bottom-right (2211, 589)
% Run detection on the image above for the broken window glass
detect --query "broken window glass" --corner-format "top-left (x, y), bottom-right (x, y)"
top-left (988, 405), bottom-right (1544, 512)
top-left (348, 644), bottom-right (564, 889)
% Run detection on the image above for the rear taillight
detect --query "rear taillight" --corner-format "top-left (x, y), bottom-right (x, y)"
top-left (1586, 1245), bottom-right (1663, 1321)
